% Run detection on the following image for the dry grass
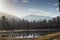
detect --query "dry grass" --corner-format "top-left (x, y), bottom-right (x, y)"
top-left (0, 38), bottom-right (38, 40)
top-left (37, 32), bottom-right (60, 40)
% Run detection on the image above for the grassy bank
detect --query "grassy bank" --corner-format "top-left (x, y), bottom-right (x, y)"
top-left (37, 32), bottom-right (60, 40)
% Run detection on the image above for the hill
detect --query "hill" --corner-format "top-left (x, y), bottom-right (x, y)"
top-left (22, 15), bottom-right (52, 21)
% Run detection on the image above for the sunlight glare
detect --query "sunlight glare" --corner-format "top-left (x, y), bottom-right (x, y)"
top-left (0, 0), bottom-right (4, 12)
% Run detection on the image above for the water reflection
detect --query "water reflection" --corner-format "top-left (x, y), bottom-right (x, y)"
top-left (0, 29), bottom-right (60, 38)
top-left (12, 31), bottom-right (40, 38)
top-left (0, 31), bottom-right (41, 38)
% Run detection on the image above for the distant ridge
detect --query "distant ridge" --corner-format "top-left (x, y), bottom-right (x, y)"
top-left (22, 14), bottom-right (52, 21)
top-left (0, 12), bottom-right (20, 21)
top-left (0, 12), bottom-right (52, 21)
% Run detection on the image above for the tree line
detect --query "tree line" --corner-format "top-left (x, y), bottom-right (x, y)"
top-left (0, 16), bottom-right (60, 30)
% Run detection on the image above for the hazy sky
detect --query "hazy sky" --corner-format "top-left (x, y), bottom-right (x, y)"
top-left (0, 0), bottom-right (59, 18)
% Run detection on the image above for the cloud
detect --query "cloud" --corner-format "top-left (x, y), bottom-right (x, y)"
top-left (56, 8), bottom-right (59, 11)
top-left (50, 7), bottom-right (59, 11)
top-left (28, 8), bottom-right (59, 17)
top-left (48, 3), bottom-right (59, 11)
top-left (50, 8), bottom-right (54, 10)
top-left (12, 0), bottom-right (29, 3)
top-left (21, 0), bottom-right (29, 3)
top-left (48, 3), bottom-right (50, 4)
top-left (12, 0), bottom-right (19, 3)
top-left (3, 8), bottom-right (28, 18)
top-left (48, 3), bottom-right (58, 6)
top-left (28, 8), bottom-right (52, 14)
top-left (53, 3), bottom-right (58, 6)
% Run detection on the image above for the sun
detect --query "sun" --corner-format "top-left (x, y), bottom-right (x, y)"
top-left (0, 0), bottom-right (4, 12)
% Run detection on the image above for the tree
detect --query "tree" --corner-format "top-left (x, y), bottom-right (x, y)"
top-left (2, 16), bottom-right (6, 30)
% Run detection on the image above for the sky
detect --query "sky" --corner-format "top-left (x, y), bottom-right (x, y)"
top-left (0, 0), bottom-right (59, 18)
